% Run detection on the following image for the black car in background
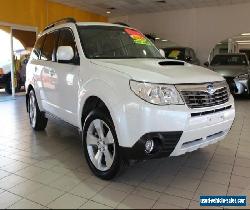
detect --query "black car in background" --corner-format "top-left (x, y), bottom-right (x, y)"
top-left (163, 47), bottom-right (200, 65)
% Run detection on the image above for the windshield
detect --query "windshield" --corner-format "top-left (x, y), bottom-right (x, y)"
top-left (211, 54), bottom-right (248, 66)
top-left (164, 48), bottom-right (185, 61)
top-left (78, 26), bottom-right (163, 59)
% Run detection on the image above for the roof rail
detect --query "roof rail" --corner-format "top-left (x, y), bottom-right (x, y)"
top-left (43, 17), bottom-right (76, 32)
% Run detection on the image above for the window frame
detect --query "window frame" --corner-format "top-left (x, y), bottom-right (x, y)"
top-left (40, 30), bottom-right (59, 62)
top-left (31, 34), bottom-right (46, 60)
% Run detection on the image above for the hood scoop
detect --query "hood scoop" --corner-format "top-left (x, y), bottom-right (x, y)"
top-left (159, 61), bottom-right (185, 66)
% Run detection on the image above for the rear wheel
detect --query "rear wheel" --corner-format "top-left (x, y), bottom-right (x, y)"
top-left (82, 109), bottom-right (122, 180)
top-left (28, 90), bottom-right (48, 131)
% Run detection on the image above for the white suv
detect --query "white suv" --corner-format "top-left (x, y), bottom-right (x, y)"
top-left (26, 18), bottom-right (235, 179)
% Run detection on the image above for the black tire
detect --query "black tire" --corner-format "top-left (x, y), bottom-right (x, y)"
top-left (82, 109), bottom-right (122, 180)
top-left (28, 90), bottom-right (48, 131)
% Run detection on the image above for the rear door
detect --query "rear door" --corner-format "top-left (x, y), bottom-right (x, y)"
top-left (40, 30), bottom-right (59, 114)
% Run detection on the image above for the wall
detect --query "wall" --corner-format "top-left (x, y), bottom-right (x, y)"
top-left (0, 0), bottom-right (107, 32)
top-left (110, 3), bottom-right (250, 63)
top-left (12, 30), bottom-right (36, 48)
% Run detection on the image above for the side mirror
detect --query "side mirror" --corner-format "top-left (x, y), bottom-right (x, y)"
top-left (204, 61), bottom-right (209, 67)
top-left (159, 49), bottom-right (165, 58)
top-left (57, 46), bottom-right (74, 63)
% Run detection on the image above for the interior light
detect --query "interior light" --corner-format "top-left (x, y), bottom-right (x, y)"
top-left (241, 33), bottom-right (250, 36)
top-left (155, 37), bottom-right (160, 40)
top-left (106, 11), bottom-right (111, 14)
top-left (236, 40), bottom-right (250, 43)
top-left (162, 39), bottom-right (168, 42)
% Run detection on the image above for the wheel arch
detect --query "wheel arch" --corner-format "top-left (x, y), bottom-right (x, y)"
top-left (81, 96), bottom-right (112, 129)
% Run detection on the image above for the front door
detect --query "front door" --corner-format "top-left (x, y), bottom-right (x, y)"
top-left (48, 28), bottom-right (80, 125)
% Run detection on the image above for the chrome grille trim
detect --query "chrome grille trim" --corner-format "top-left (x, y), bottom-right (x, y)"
top-left (176, 81), bottom-right (230, 109)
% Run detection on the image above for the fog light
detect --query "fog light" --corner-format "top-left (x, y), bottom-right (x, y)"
top-left (145, 140), bottom-right (154, 154)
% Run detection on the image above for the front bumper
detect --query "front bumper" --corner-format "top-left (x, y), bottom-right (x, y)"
top-left (117, 96), bottom-right (235, 160)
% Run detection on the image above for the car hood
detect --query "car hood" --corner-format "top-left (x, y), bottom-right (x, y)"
top-left (211, 65), bottom-right (249, 78)
top-left (91, 59), bottom-right (224, 84)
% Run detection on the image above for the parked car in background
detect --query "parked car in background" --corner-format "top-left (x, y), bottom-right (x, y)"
top-left (206, 53), bottom-right (250, 96)
top-left (0, 62), bottom-right (13, 94)
top-left (163, 47), bottom-right (200, 65)
top-left (0, 53), bottom-right (29, 94)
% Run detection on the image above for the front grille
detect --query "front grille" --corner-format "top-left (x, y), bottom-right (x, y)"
top-left (176, 82), bottom-right (229, 109)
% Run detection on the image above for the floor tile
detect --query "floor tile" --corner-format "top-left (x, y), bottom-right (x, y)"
top-left (202, 170), bottom-right (231, 185)
top-left (15, 166), bottom-right (46, 179)
top-left (26, 186), bottom-right (64, 206)
top-left (233, 166), bottom-right (250, 178)
top-left (169, 175), bottom-right (200, 192)
top-left (9, 180), bottom-right (44, 197)
top-left (30, 170), bottom-right (63, 185)
top-left (0, 191), bottom-right (22, 209)
top-left (164, 186), bottom-right (194, 199)
top-left (193, 181), bottom-right (228, 201)
top-left (117, 194), bottom-right (155, 209)
top-left (134, 187), bottom-right (161, 201)
top-left (107, 182), bottom-right (135, 193)
top-left (157, 194), bottom-right (190, 208)
top-left (207, 162), bottom-right (233, 174)
top-left (47, 193), bottom-right (87, 209)
top-left (0, 161), bottom-right (29, 173)
top-left (7, 199), bottom-right (45, 209)
top-left (0, 169), bottom-right (10, 179)
top-left (79, 200), bottom-right (112, 209)
top-left (70, 181), bottom-right (104, 199)
top-left (230, 175), bottom-right (250, 189)
top-left (49, 175), bottom-right (81, 192)
top-left (92, 187), bottom-right (128, 208)
top-left (0, 174), bottom-right (26, 190)
top-left (152, 201), bottom-right (183, 209)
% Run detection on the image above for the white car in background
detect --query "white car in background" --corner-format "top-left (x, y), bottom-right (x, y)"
top-left (26, 18), bottom-right (235, 179)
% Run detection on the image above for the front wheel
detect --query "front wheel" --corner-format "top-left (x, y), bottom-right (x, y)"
top-left (28, 90), bottom-right (48, 131)
top-left (82, 109), bottom-right (122, 180)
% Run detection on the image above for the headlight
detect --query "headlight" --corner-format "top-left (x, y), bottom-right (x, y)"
top-left (235, 73), bottom-right (249, 80)
top-left (130, 80), bottom-right (184, 105)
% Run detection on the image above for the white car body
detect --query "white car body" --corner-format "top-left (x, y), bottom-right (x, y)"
top-left (26, 21), bottom-right (235, 160)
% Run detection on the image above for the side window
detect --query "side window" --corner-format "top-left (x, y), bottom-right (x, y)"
top-left (57, 28), bottom-right (79, 64)
top-left (41, 31), bottom-right (58, 61)
top-left (31, 35), bottom-right (46, 60)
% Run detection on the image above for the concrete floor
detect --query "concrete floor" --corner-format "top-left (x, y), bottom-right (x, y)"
top-left (0, 95), bottom-right (249, 209)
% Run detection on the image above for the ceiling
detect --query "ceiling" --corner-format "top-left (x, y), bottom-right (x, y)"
top-left (51, 0), bottom-right (250, 17)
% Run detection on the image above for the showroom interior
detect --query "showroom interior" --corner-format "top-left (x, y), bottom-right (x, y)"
top-left (0, 0), bottom-right (250, 209)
